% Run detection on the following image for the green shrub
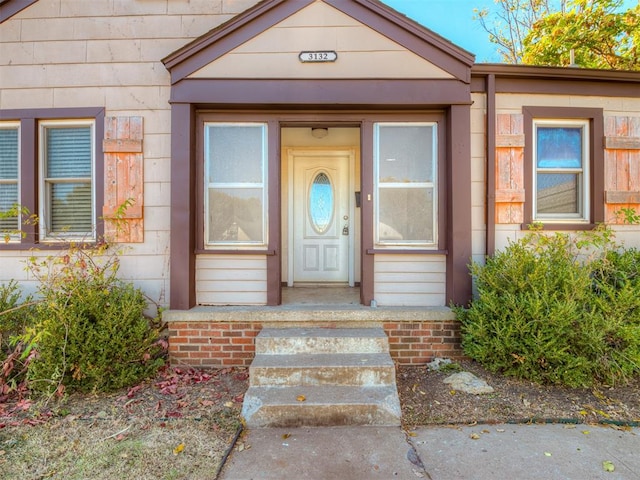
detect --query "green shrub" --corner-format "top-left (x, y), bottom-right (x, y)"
top-left (0, 280), bottom-right (33, 341)
top-left (457, 228), bottom-right (640, 387)
top-left (24, 244), bottom-right (165, 395)
top-left (1, 281), bottom-right (35, 396)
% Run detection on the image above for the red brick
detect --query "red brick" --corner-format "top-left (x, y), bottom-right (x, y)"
top-left (189, 352), bottom-right (212, 359)
top-left (200, 345), bottom-right (223, 352)
top-left (189, 337), bottom-right (211, 344)
top-left (225, 345), bottom-right (243, 352)
top-left (222, 331), bottom-right (243, 337)
top-left (233, 323), bottom-right (251, 330)
top-left (187, 323), bottom-right (208, 330)
top-left (179, 345), bottom-right (199, 352)
top-left (178, 329), bottom-right (201, 337)
top-left (232, 352), bottom-right (255, 359)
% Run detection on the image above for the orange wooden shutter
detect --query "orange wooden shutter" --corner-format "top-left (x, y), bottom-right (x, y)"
top-left (495, 113), bottom-right (525, 224)
top-left (103, 116), bottom-right (144, 242)
top-left (604, 116), bottom-right (640, 224)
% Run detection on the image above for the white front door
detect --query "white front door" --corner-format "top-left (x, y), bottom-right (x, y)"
top-left (289, 150), bottom-right (352, 284)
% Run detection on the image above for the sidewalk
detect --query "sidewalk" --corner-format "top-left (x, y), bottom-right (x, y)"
top-left (219, 424), bottom-right (640, 479)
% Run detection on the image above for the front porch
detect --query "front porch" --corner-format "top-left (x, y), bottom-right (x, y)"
top-left (164, 287), bottom-right (462, 368)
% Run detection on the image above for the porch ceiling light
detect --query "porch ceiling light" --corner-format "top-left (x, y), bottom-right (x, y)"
top-left (311, 127), bottom-right (329, 139)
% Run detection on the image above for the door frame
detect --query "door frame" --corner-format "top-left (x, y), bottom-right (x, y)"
top-left (286, 147), bottom-right (356, 287)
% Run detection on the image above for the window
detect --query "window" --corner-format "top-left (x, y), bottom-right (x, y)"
top-left (40, 121), bottom-right (95, 240)
top-left (0, 108), bottom-right (104, 247)
top-left (533, 120), bottom-right (589, 222)
top-left (204, 123), bottom-right (267, 247)
top-left (374, 122), bottom-right (437, 246)
top-left (523, 107), bottom-right (603, 228)
top-left (0, 124), bottom-right (19, 238)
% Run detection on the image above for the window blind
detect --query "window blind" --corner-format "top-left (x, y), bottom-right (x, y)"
top-left (44, 126), bottom-right (92, 235)
top-left (0, 128), bottom-right (19, 232)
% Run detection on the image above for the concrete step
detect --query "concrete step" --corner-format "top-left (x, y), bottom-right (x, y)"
top-left (255, 327), bottom-right (389, 355)
top-left (249, 353), bottom-right (396, 387)
top-left (241, 385), bottom-right (402, 427)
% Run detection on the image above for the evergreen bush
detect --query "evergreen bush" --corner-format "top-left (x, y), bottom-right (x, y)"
top-left (23, 244), bottom-right (165, 395)
top-left (457, 228), bottom-right (640, 387)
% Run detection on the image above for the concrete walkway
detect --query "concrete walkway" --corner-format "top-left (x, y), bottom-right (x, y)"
top-left (219, 424), bottom-right (640, 479)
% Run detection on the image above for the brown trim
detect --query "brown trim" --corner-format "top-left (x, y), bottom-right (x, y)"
top-left (164, 0), bottom-right (312, 83)
top-left (0, 107), bottom-right (104, 248)
top-left (446, 105), bottom-right (472, 306)
top-left (493, 78), bottom-right (639, 98)
top-left (472, 63), bottom-right (640, 83)
top-left (485, 74), bottom-right (496, 257)
top-left (170, 79), bottom-right (471, 107)
top-left (266, 119), bottom-right (281, 306)
top-left (470, 76), bottom-right (486, 92)
top-left (0, 0), bottom-right (37, 23)
top-left (360, 120), bottom-right (375, 306)
top-left (20, 118), bottom-right (37, 243)
top-left (471, 65), bottom-right (640, 98)
top-left (195, 249), bottom-right (277, 255)
top-left (325, 0), bottom-right (474, 81)
top-left (175, 109), bottom-right (471, 308)
top-left (169, 104), bottom-right (196, 310)
top-left (366, 249), bottom-right (448, 255)
top-left (163, 0), bottom-right (473, 84)
top-left (522, 106), bottom-right (604, 228)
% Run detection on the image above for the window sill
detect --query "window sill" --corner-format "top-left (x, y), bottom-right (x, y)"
top-left (195, 248), bottom-right (276, 255)
top-left (366, 248), bottom-right (448, 255)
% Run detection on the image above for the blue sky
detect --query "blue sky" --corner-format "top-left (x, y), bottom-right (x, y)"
top-left (382, 0), bottom-right (500, 62)
top-left (382, 0), bottom-right (639, 63)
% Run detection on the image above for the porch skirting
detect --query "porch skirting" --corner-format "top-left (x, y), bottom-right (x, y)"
top-left (163, 307), bottom-right (463, 367)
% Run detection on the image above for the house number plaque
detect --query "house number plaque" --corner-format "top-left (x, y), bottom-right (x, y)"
top-left (299, 51), bottom-right (338, 63)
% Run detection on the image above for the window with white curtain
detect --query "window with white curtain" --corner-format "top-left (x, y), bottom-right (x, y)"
top-left (0, 124), bottom-right (20, 239)
top-left (374, 122), bottom-right (438, 247)
top-left (204, 123), bottom-right (267, 247)
top-left (39, 121), bottom-right (95, 240)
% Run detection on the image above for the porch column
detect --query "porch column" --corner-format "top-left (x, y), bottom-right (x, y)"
top-left (447, 104), bottom-right (473, 305)
top-left (170, 103), bottom-right (196, 309)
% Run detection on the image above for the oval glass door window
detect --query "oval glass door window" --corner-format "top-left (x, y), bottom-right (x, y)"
top-left (309, 172), bottom-right (334, 234)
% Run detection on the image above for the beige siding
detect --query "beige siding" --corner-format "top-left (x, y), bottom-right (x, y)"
top-left (494, 93), bottom-right (640, 252)
top-left (0, 0), bottom-right (263, 307)
top-left (196, 255), bottom-right (268, 305)
top-left (470, 92), bottom-right (487, 266)
top-left (190, 1), bottom-right (453, 80)
top-left (374, 254), bottom-right (446, 307)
